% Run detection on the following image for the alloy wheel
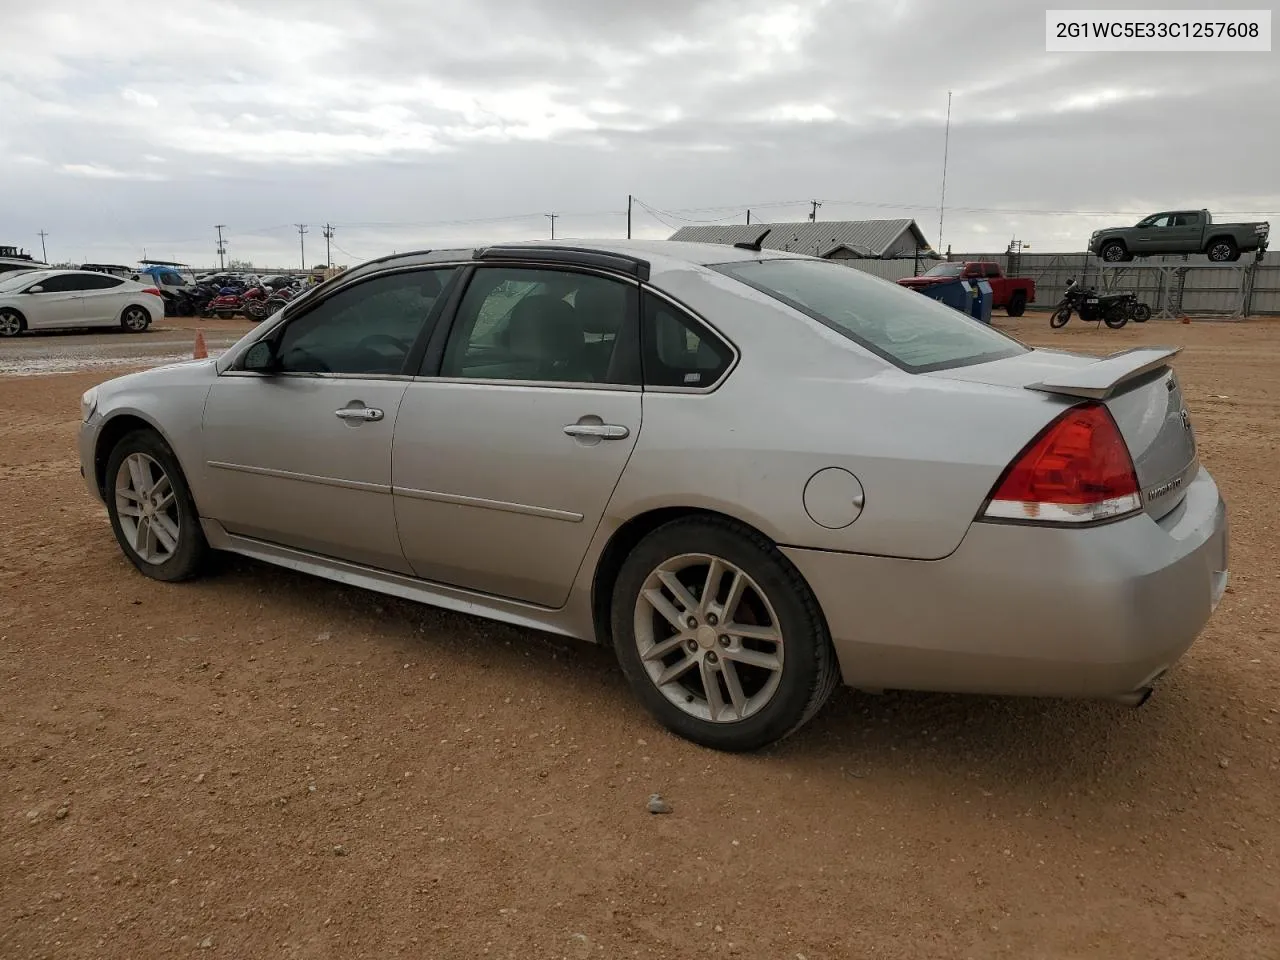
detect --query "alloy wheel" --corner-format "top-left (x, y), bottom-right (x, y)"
top-left (0, 311), bottom-right (21, 336)
top-left (633, 553), bottom-right (785, 723)
top-left (114, 453), bottom-right (181, 564)
top-left (123, 308), bottom-right (149, 331)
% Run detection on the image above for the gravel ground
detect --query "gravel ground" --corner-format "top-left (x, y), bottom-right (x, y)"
top-left (1, 316), bottom-right (1277, 959)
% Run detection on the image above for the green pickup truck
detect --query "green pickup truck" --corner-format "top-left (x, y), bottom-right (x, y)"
top-left (1089, 209), bottom-right (1269, 263)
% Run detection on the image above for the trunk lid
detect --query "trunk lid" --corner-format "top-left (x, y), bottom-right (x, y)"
top-left (930, 347), bottom-right (1198, 521)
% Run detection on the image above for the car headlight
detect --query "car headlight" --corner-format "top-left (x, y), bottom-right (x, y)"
top-left (80, 387), bottom-right (99, 422)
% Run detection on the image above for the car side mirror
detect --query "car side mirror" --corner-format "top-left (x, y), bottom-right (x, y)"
top-left (242, 340), bottom-right (277, 373)
top-left (26, 285), bottom-right (44, 294)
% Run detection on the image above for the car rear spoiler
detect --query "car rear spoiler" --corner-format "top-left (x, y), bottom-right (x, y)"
top-left (1025, 347), bottom-right (1182, 401)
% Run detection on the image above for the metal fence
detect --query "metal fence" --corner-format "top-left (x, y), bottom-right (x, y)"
top-left (842, 251), bottom-right (1280, 317)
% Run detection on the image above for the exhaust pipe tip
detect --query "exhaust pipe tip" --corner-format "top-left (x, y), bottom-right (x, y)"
top-left (1109, 686), bottom-right (1154, 708)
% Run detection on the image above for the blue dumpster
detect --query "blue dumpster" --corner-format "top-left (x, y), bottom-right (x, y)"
top-left (970, 279), bottom-right (993, 324)
top-left (908, 278), bottom-right (971, 313)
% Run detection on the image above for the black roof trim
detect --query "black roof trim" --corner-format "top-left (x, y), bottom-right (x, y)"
top-left (471, 245), bottom-right (651, 281)
top-left (733, 228), bottom-right (772, 252)
top-left (138, 259), bottom-right (188, 267)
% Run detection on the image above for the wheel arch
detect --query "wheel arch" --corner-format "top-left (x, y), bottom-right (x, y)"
top-left (93, 412), bottom-right (191, 503)
top-left (120, 301), bottom-right (156, 324)
top-left (588, 505), bottom-right (823, 648)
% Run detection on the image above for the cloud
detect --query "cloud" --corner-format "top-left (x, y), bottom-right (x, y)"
top-left (0, 0), bottom-right (1275, 266)
top-left (60, 162), bottom-right (166, 181)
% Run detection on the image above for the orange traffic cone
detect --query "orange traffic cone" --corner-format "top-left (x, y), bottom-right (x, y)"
top-left (193, 331), bottom-right (208, 359)
top-left (1180, 316), bottom-right (1191, 325)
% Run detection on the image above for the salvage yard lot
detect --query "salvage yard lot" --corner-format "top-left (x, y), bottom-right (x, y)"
top-left (2, 317), bottom-right (1278, 959)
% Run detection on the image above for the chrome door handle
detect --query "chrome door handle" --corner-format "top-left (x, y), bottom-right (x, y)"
top-left (335, 406), bottom-right (384, 422)
top-left (563, 423), bottom-right (629, 440)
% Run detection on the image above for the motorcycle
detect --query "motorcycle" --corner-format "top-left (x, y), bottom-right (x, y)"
top-left (260, 285), bottom-right (298, 319)
top-left (240, 284), bottom-right (273, 321)
top-left (1051, 279), bottom-right (1149, 329)
top-left (206, 283), bottom-right (263, 320)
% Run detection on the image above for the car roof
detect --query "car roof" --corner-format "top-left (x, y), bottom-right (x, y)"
top-left (342, 239), bottom-right (812, 286)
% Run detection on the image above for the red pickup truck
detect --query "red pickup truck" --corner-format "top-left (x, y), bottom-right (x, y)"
top-left (897, 261), bottom-right (1035, 317)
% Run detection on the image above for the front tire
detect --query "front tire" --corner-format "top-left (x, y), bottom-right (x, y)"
top-left (1130, 302), bottom-right (1152, 322)
top-left (104, 430), bottom-right (208, 582)
top-left (1006, 290), bottom-right (1027, 317)
top-left (1050, 305), bottom-right (1072, 328)
top-left (610, 516), bottom-right (839, 752)
top-left (1100, 241), bottom-right (1129, 263)
top-left (120, 306), bottom-right (151, 333)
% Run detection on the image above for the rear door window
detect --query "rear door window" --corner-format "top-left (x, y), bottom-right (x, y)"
top-left (712, 258), bottom-right (1026, 373)
top-left (436, 267), bottom-right (640, 385)
top-left (80, 274), bottom-right (125, 290)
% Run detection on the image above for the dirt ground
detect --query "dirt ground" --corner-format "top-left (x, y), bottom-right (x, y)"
top-left (1, 315), bottom-right (1278, 959)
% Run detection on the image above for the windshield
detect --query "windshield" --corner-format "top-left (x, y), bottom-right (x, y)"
top-left (0, 270), bottom-right (48, 293)
top-left (712, 258), bottom-right (1027, 373)
top-left (922, 263), bottom-right (963, 278)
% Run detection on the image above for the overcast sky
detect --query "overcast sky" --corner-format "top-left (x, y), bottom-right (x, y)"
top-left (2, 0), bottom-right (1276, 268)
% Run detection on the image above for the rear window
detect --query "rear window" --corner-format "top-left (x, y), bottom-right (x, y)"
top-left (712, 258), bottom-right (1027, 373)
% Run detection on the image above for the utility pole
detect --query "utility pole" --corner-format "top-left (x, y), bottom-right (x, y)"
top-left (626, 195), bottom-right (632, 239)
top-left (546, 213), bottom-right (558, 240)
top-left (809, 200), bottom-right (822, 222)
top-left (296, 224), bottom-right (308, 270)
top-left (37, 230), bottom-right (49, 262)
top-left (746, 210), bottom-right (751, 225)
top-left (323, 223), bottom-right (335, 268)
top-left (215, 225), bottom-right (226, 270)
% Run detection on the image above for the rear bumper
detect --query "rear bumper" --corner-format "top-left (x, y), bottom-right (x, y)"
top-left (783, 466), bottom-right (1228, 700)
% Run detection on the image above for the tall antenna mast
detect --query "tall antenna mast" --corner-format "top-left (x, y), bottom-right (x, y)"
top-left (937, 90), bottom-right (952, 253)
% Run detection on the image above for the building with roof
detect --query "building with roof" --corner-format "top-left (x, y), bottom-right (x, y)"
top-left (668, 219), bottom-right (936, 261)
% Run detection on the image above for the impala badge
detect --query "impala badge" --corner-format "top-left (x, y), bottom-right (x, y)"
top-left (1147, 476), bottom-right (1183, 502)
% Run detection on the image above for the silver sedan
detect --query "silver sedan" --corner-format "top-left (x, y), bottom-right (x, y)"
top-left (77, 240), bottom-right (1229, 751)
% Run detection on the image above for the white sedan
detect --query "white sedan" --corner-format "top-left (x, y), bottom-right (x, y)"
top-left (0, 269), bottom-right (164, 337)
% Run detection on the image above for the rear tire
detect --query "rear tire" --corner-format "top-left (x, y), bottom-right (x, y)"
top-left (104, 429), bottom-right (208, 582)
top-left (1104, 311), bottom-right (1129, 329)
top-left (120, 306), bottom-right (151, 333)
top-left (610, 516), bottom-right (839, 752)
top-left (1050, 306), bottom-right (1072, 328)
top-left (1206, 238), bottom-right (1238, 262)
top-left (0, 308), bottom-right (25, 337)
top-left (1006, 290), bottom-right (1027, 317)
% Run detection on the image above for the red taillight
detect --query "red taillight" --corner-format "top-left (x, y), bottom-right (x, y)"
top-left (141, 287), bottom-right (162, 297)
top-left (983, 402), bottom-right (1141, 524)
